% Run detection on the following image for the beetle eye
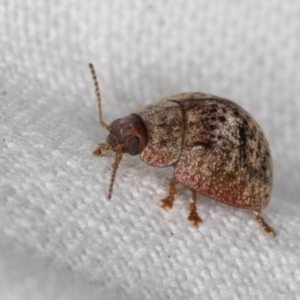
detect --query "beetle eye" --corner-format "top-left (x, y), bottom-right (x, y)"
top-left (128, 136), bottom-right (139, 155)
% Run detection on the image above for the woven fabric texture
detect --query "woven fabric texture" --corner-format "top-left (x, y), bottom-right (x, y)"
top-left (0, 1), bottom-right (300, 299)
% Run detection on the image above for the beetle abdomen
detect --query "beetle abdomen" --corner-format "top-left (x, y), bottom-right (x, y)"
top-left (172, 93), bottom-right (272, 209)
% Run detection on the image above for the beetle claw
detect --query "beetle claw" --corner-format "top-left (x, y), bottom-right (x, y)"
top-left (93, 143), bottom-right (110, 156)
top-left (188, 191), bottom-right (202, 226)
top-left (159, 196), bottom-right (174, 210)
top-left (188, 210), bottom-right (202, 226)
top-left (159, 177), bottom-right (178, 210)
top-left (252, 210), bottom-right (276, 237)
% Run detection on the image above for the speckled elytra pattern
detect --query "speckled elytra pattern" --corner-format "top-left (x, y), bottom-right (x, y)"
top-left (135, 93), bottom-right (273, 210)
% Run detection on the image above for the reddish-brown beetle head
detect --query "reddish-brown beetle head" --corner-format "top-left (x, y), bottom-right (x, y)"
top-left (89, 63), bottom-right (149, 199)
top-left (107, 115), bottom-right (148, 155)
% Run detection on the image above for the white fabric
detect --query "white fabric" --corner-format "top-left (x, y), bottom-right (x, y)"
top-left (1, 1), bottom-right (300, 299)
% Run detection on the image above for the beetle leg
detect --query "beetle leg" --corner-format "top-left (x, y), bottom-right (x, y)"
top-left (159, 177), bottom-right (178, 210)
top-left (187, 191), bottom-right (202, 226)
top-left (93, 143), bottom-right (110, 156)
top-left (252, 210), bottom-right (276, 237)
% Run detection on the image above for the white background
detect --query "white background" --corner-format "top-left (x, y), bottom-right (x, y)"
top-left (0, 1), bottom-right (300, 299)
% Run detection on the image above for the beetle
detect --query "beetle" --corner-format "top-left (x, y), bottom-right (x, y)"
top-left (89, 63), bottom-right (276, 237)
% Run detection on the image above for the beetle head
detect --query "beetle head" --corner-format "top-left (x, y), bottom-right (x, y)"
top-left (107, 115), bottom-right (148, 155)
top-left (89, 63), bottom-right (149, 199)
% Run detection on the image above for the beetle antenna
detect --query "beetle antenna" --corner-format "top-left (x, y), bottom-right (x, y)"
top-left (89, 63), bottom-right (109, 130)
top-left (108, 144), bottom-right (123, 199)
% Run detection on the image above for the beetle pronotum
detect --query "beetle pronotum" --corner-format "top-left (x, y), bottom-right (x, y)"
top-left (89, 63), bottom-right (276, 237)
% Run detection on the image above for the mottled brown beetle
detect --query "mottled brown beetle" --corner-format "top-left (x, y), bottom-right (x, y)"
top-left (89, 63), bottom-right (276, 237)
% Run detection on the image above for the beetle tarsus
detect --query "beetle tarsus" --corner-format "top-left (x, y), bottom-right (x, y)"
top-left (93, 143), bottom-right (110, 156)
top-left (252, 210), bottom-right (276, 237)
top-left (160, 195), bottom-right (174, 210)
top-left (188, 191), bottom-right (202, 226)
top-left (159, 177), bottom-right (178, 210)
